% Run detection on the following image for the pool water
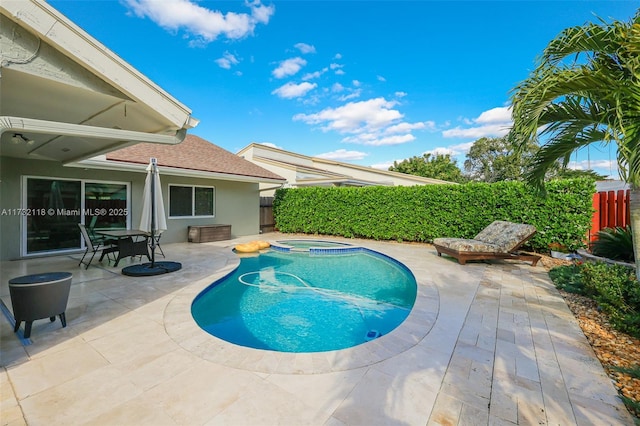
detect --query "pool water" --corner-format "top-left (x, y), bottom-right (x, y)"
top-left (191, 248), bottom-right (417, 353)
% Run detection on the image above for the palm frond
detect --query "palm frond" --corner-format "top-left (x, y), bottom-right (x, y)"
top-left (509, 11), bottom-right (640, 189)
top-left (542, 22), bottom-right (620, 67)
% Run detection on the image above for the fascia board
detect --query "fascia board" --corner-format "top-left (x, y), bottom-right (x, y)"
top-left (0, 116), bottom-right (184, 142)
top-left (254, 156), bottom-right (346, 178)
top-left (0, 115), bottom-right (186, 163)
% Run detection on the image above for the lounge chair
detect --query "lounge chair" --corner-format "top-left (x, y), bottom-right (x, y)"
top-left (433, 220), bottom-right (541, 266)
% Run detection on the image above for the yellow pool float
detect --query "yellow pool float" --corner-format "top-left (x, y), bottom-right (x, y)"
top-left (234, 242), bottom-right (260, 253)
top-left (255, 240), bottom-right (271, 249)
top-left (234, 240), bottom-right (270, 253)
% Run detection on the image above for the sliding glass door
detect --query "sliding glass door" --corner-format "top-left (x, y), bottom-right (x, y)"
top-left (25, 178), bottom-right (82, 254)
top-left (23, 177), bottom-right (129, 256)
top-left (84, 182), bottom-right (128, 231)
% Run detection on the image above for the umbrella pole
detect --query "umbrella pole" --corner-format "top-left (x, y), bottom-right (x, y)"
top-left (123, 157), bottom-right (181, 276)
top-left (150, 159), bottom-right (156, 268)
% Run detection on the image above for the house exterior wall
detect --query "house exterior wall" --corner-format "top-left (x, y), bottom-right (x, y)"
top-left (159, 174), bottom-right (260, 243)
top-left (255, 161), bottom-right (295, 194)
top-left (0, 157), bottom-right (260, 260)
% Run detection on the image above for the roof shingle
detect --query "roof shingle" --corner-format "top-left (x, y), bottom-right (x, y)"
top-left (107, 134), bottom-right (284, 181)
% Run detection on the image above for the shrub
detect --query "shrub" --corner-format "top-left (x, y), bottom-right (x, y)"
top-left (548, 262), bottom-right (640, 337)
top-left (580, 262), bottom-right (640, 337)
top-left (591, 226), bottom-right (634, 262)
top-left (548, 264), bottom-right (585, 294)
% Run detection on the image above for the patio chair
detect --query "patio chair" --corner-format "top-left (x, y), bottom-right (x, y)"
top-left (433, 220), bottom-right (541, 266)
top-left (87, 216), bottom-right (117, 247)
top-left (78, 223), bottom-right (116, 269)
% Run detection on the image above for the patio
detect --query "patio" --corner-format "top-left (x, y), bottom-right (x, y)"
top-left (0, 233), bottom-right (633, 425)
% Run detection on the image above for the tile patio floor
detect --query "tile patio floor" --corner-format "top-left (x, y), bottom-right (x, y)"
top-left (0, 233), bottom-right (634, 425)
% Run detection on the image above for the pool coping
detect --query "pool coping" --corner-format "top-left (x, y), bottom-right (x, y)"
top-left (270, 240), bottom-right (355, 253)
top-left (163, 241), bottom-right (440, 374)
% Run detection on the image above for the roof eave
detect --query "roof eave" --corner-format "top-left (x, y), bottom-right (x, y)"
top-left (0, 0), bottom-right (197, 131)
top-left (0, 116), bottom-right (187, 164)
top-left (71, 158), bottom-right (287, 184)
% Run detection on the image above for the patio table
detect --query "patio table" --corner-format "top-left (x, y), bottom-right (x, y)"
top-left (96, 229), bottom-right (151, 267)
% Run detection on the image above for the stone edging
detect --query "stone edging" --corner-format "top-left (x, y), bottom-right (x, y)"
top-left (576, 249), bottom-right (635, 269)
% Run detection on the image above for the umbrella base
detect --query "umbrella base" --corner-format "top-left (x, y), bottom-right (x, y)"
top-left (121, 261), bottom-right (182, 276)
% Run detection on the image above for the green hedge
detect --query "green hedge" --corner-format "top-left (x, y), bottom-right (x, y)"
top-left (273, 179), bottom-right (595, 252)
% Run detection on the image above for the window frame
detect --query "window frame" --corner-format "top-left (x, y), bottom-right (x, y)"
top-left (168, 184), bottom-right (216, 219)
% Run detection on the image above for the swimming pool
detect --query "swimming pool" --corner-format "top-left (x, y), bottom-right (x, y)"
top-left (191, 245), bottom-right (417, 353)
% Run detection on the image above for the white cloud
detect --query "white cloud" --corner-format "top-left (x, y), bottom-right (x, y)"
top-left (427, 147), bottom-right (456, 156)
top-left (272, 57), bottom-right (307, 78)
top-left (293, 97), bottom-right (439, 147)
top-left (315, 149), bottom-right (368, 161)
top-left (123, 0), bottom-right (274, 44)
top-left (567, 159), bottom-right (615, 170)
top-left (387, 142), bottom-right (473, 171)
top-left (395, 91), bottom-right (407, 98)
top-left (337, 89), bottom-right (362, 101)
top-left (370, 161), bottom-right (395, 170)
top-left (331, 83), bottom-right (345, 92)
top-left (352, 80), bottom-right (361, 87)
top-left (293, 97), bottom-right (402, 134)
top-left (442, 124), bottom-right (511, 139)
top-left (271, 82), bottom-right (317, 99)
top-left (427, 142), bottom-right (475, 156)
top-left (215, 51), bottom-right (239, 69)
top-left (334, 53), bottom-right (342, 60)
top-left (249, 1), bottom-right (274, 24)
top-left (377, 75), bottom-right (386, 82)
top-left (385, 121), bottom-right (435, 134)
top-left (335, 69), bottom-right (345, 76)
top-left (259, 142), bottom-right (282, 149)
top-left (302, 68), bottom-right (327, 80)
top-left (475, 106), bottom-right (512, 124)
top-left (567, 159), bottom-right (620, 179)
top-left (443, 106), bottom-right (513, 139)
top-left (342, 133), bottom-right (416, 146)
top-left (294, 42), bottom-right (316, 54)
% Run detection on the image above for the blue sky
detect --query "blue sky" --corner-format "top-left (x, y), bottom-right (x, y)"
top-left (50, 0), bottom-right (639, 179)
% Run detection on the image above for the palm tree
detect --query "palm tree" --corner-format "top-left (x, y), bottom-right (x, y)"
top-left (508, 11), bottom-right (640, 276)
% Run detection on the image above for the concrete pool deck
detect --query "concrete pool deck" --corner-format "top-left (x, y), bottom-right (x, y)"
top-left (0, 233), bottom-right (634, 425)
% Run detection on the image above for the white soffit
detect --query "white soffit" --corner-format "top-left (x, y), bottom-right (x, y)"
top-left (0, 0), bottom-right (199, 163)
top-left (0, 0), bottom-right (194, 129)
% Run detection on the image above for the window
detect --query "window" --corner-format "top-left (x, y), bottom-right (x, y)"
top-left (169, 185), bottom-right (215, 217)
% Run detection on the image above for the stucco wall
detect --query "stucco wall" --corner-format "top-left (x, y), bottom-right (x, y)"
top-left (0, 157), bottom-right (260, 260)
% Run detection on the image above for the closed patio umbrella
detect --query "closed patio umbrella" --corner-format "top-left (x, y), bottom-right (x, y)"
top-left (139, 157), bottom-right (167, 249)
top-left (122, 158), bottom-right (181, 276)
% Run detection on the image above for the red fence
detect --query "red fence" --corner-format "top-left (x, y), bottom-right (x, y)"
top-left (589, 190), bottom-right (631, 242)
